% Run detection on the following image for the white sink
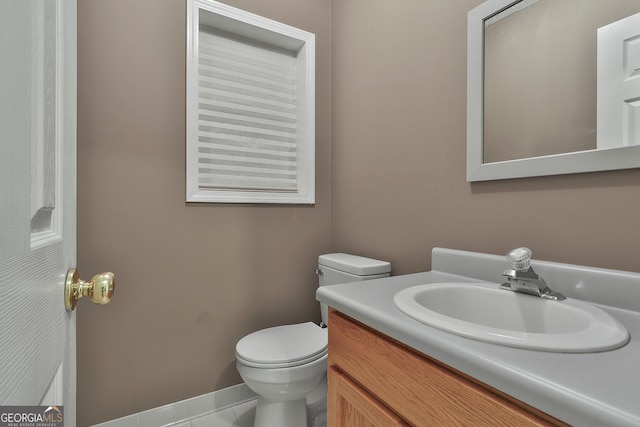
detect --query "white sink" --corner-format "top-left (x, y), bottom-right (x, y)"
top-left (393, 282), bottom-right (629, 353)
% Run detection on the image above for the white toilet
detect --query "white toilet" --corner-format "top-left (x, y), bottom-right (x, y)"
top-left (235, 253), bottom-right (391, 427)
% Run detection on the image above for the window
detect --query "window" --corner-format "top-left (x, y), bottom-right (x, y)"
top-left (186, 0), bottom-right (315, 204)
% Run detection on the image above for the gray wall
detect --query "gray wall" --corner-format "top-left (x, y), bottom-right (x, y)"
top-left (77, 0), bottom-right (640, 425)
top-left (77, 0), bottom-right (331, 425)
top-left (331, 0), bottom-right (640, 274)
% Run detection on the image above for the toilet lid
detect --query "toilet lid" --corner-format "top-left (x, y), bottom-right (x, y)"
top-left (236, 322), bottom-right (328, 368)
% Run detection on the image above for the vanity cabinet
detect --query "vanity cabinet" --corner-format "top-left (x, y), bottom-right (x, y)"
top-left (328, 310), bottom-right (567, 427)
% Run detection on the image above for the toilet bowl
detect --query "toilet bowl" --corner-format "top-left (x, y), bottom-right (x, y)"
top-left (235, 253), bottom-right (391, 427)
top-left (236, 322), bottom-right (327, 427)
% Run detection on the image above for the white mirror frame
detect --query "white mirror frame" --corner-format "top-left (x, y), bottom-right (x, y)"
top-left (467, 0), bottom-right (640, 182)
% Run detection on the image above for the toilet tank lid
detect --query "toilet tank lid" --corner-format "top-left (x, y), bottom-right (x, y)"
top-left (318, 253), bottom-right (391, 276)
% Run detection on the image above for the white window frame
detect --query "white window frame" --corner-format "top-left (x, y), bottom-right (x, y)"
top-left (186, 0), bottom-right (315, 204)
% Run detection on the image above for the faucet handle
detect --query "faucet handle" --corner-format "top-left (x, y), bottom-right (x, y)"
top-left (506, 247), bottom-right (532, 271)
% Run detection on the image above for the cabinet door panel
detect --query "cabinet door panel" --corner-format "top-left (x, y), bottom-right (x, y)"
top-left (328, 367), bottom-right (409, 427)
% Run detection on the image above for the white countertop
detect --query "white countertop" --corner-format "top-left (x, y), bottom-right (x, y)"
top-left (316, 249), bottom-right (640, 427)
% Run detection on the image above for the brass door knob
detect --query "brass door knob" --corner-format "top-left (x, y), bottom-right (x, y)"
top-left (65, 268), bottom-right (115, 311)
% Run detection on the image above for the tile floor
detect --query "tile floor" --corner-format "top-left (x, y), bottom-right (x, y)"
top-left (93, 384), bottom-right (326, 427)
top-left (188, 399), bottom-right (328, 427)
top-left (188, 399), bottom-right (257, 427)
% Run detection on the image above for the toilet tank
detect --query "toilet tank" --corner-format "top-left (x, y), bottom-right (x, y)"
top-left (317, 253), bottom-right (391, 326)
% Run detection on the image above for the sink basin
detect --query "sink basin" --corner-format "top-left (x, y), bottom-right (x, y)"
top-left (394, 282), bottom-right (629, 353)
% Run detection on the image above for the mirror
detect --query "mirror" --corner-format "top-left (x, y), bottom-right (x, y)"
top-left (467, 0), bottom-right (640, 181)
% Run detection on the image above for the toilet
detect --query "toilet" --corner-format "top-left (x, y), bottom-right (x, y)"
top-left (235, 253), bottom-right (391, 427)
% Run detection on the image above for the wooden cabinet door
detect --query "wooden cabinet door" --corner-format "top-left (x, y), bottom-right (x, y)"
top-left (328, 367), bottom-right (409, 427)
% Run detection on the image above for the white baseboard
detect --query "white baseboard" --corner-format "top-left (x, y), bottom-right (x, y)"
top-left (92, 384), bottom-right (257, 427)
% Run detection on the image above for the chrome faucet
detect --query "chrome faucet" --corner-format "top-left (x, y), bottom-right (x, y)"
top-left (500, 247), bottom-right (566, 301)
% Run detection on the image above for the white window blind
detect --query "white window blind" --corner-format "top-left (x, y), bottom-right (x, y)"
top-left (198, 28), bottom-right (299, 192)
top-left (187, 0), bottom-right (315, 204)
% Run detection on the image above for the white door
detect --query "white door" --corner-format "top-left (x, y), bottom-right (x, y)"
top-left (597, 12), bottom-right (640, 148)
top-left (0, 0), bottom-right (77, 425)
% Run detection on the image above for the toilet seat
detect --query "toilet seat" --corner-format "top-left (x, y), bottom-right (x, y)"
top-left (236, 322), bottom-right (328, 369)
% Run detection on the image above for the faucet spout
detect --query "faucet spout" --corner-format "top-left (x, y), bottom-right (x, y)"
top-left (500, 266), bottom-right (566, 300)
